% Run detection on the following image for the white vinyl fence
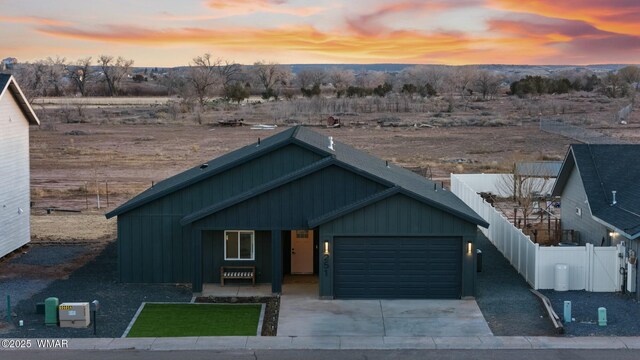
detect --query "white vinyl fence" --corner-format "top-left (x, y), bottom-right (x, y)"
top-left (451, 174), bottom-right (623, 292)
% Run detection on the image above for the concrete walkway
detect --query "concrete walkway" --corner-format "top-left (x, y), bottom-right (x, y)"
top-left (2, 336), bottom-right (640, 351)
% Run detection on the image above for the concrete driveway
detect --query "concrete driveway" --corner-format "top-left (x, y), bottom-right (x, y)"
top-left (277, 284), bottom-right (493, 337)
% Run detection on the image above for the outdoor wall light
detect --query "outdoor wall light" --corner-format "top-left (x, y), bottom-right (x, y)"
top-left (323, 241), bottom-right (330, 256)
top-left (467, 241), bottom-right (472, 255)
top-left (609, 231), bottom-right (617, 237)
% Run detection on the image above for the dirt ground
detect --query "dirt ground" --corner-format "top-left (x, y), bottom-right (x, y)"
top-left (21, 92), bottom-right (640, 270)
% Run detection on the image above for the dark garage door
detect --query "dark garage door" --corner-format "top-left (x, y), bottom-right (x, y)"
top-left (334, 237), bottom-right (462, 299)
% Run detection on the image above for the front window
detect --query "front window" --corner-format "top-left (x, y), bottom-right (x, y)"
top-left (224, 230), bottom-right (255, 260)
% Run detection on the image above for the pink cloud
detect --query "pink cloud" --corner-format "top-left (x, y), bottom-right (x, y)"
top-left (204, 0), bottom-right (326, 17)
top-left (0, 16), bottom-right (69, 27)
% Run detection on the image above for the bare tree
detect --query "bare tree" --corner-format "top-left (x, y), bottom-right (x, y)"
top-left (160, 69), bottom-right (188, 97)
top-left (422, 66), bottom-right (449, 94)
top-left (399, 66), bottom-right (440, 98)
top-left (451, 66), bottom-right (478, 100)
top-left (296, 68), bottom-right (326, 89)
top-left (600, 72), bottom-right (629, 98)
top-left (618, 65), bottom-right (640, 91)
top-left (252, 61), bottom-right (291, 100)
top-left (216, 59), bottom-right (242, 88)
top-left (98, 55), bottom-right (134, 96)
top-left (474, 70), bottom-right (501, 100)
top-left (67, 57), bottom-right (93, 96)
top-left (497, 162), bottom-right (553, 228)
top-left (12, 61), bottom-right (48, 101)
top-left (328, 68), bottom-right (355, 97)
top-left (186, 53), bottom-right (221, 106)
top-left (42, 56), bottom-right (67, 96)
top-left (355, 70), bottom-right (385, 89)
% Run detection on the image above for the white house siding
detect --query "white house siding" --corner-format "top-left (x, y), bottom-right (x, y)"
top-left (0, 91), bottom-right (31, 258)
top-left (560, 166), bottom-right (608, 246)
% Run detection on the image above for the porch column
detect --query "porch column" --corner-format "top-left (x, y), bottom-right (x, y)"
top-left (271, 230), bottom-right (283, 294)
top-left (192, 228), bottom-right (203, 293)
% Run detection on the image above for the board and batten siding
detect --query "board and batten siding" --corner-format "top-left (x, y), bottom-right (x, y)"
top-left (0, 91), bottom-right (31, 258)
top-left (318, 193), bottom-right (478, 298)
top-left (191, 165), bottom-right (387, 230)
top-left (117, 143), bottom-right (324, 283)
top-left (560, 166), bottom-right (608, 245)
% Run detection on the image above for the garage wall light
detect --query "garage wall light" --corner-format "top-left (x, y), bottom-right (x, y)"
top-left (323, 241), bottom-right (330, 256)
top-left (609, 231), bottom-right (617, 237)
top-left (467, 241), bottom-right (472, 255)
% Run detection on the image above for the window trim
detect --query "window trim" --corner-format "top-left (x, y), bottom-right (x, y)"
top-left (224, 230), bottom-right (255, 261)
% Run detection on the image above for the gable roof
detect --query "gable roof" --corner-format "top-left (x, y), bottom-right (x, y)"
top-left (0, 74), bottom-right (40, 125)
top-left (108, 126), bottom-right (488, 228)
top-left (552, 144), bottom-right (640, 239)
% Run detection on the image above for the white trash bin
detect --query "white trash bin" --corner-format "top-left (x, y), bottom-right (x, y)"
top-left (554, 264), bottom-right (569, 291)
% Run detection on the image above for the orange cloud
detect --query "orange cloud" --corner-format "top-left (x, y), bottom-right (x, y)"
top-left (205, 0), bottom-right (326, 17)
top-left (0, 16), bottom-right (69, 26)
top-left (35, 22), bottom-right (584, 64)
top-left (488, 0), bottom-right (640, 35)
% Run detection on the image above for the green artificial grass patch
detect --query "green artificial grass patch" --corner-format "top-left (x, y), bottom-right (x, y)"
top-left (127, 303), bottom-right (261, 337)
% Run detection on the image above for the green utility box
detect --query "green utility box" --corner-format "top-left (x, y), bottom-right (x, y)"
top-left (44, 297), bottom-right (59, 326)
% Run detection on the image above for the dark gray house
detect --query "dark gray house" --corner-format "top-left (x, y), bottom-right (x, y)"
top-left (106, 126), bottom-right (488, 299)
top-left (552, 144), bottom-right (640, 247)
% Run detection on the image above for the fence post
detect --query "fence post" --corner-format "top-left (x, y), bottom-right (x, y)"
top-left (533, 244), bottom-right (540, 290)
top-left (586, 243), bottom-right (593, 291)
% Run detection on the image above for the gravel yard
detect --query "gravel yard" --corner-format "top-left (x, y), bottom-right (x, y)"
top-left (3, 242), bottom-right (192, 338)
top-left (541, 290), bottom-right (640, 336)
top-left (475, 232), bottom-right (557, 336)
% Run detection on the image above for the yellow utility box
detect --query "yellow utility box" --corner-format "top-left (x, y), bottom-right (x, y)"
top-left (58, 302), bottom-right (90, 328)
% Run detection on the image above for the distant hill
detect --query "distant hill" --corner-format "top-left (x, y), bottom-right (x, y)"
top-left (131, 63), bottom-right (633, 77)
top-left (286, 63), bottom-right (631, 76)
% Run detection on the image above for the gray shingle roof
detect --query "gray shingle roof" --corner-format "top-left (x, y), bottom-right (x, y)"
top-left (515, 161), bottom-right (562, 178)
top-left (295, 127), bottom-right (487, 226)
top-left (553, 144), bottom-right (640, 238)
top-left (0, 74), bottom-right (10, 90)
top-left (108, 126), bottom-right (488, 227)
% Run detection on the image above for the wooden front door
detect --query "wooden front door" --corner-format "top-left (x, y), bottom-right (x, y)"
top-left (291, 230), bottom-right (314, 274)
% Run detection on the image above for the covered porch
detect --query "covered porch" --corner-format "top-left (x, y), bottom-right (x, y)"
top-left (199, 275), bottom-right (319, 297)
top-left (192, 228), bottom-right (320, 295)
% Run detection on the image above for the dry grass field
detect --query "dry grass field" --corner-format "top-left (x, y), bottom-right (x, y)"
top-left (28, 92), bottom-right (639, 242)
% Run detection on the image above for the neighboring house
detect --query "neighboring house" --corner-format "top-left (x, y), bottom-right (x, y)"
top-left (515, 161), bottom-right (562, 180)
top-left (552, 144), bottom-right (640, 248)
top-left (512, 160), bottom-right (562, 198)
top-left (0, 74), bottom-right (40, 258)
top-left (107, 126), bottom-right (488, 299)
top-left (1, 57), bottom-right (18, 71)
top-left (553, 144), bottom-right (640, 297)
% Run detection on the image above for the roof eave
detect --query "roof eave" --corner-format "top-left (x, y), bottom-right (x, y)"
top-left (591, 214), bottom-right (640, 240)
top-left (551, 146), bottom-right (576, 197)
top-left (0, 76), bottom-right (39, 125)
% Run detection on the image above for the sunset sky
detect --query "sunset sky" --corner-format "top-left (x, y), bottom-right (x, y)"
top-left (1, 0), bottom-right (639, 66)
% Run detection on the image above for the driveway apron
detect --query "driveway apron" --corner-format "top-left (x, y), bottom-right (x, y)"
top-left (277, 285), bottom-right (492, 337)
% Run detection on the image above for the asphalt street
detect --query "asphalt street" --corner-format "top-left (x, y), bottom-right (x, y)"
top-left (5, 349), bottom-right (639, 360)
